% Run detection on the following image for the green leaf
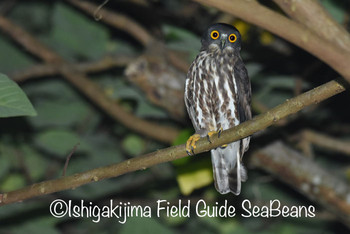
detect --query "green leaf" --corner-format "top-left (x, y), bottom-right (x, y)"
top-left (320, 0), bottom-right (345, 23)
top-left (120, 217), bottom-right (175, 234)
top-left (9, 1), bottom-right (51, 32)
top-left (100, 78), bottom-right (168, 118)
top-left (10, 217), bottom-right (60, 234)
top-left (0, 37), bottom-right (35, 73)
top-left (172, 129), bottom-right (193, 166)
top-left (163, 24), bottom-right (201, 61)
top-left (172, 128), bottom-right (193, 146)
top-left (135, 101), bottom-right (168, 118)
top-left (0, 74), bottom-right (37, 118)
top-left (46, 2), bottom-right (109, 60)
top-left (34, 129), bottom-right (87, 158)
top-left (0, 174), bottom-right (26, 192)
top-left (21, 144), bottom-right (48, 181)
top-left (24, 79), bottom-right (99, 129)
top-left (30, 100), bottom-right (92, 128)
top-left (246, 63), bottom-right (263, 80)
top-left (122, 134), bottom-right (145, 156)
top-left (0, 153), bottom-right (11, 179)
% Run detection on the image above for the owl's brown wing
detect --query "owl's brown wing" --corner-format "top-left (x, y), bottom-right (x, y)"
top-left (184, 75), bottom-right (203, 135)
top-left (233, 55), bottom-right (252, 122)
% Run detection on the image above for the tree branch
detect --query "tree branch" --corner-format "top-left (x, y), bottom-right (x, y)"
top-left (0, 15), bottom-right (179, 143)
top-left (298, 130), bottom-right (350, 156)
top-left (192, 0), bottom-right (350, 83)
top-left (273, 0), bottom-right (350, 53)
top-left (251, 141), bottom-right (350, 226)
top-left (0, 78), bottom-right (345, 205)
top-left (10, 55), bottom-right (134, 83)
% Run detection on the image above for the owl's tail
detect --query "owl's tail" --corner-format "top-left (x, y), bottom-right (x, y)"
top-left (211, 140), bottom-right (248, 195)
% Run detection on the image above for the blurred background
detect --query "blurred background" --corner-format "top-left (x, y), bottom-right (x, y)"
top-left (1, 0), bottom-right (350, 233)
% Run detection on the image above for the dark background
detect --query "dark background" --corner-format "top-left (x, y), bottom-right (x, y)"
top-left (0, 0), bottom-right (350, 233)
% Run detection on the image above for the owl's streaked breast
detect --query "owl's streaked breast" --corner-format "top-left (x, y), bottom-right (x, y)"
top-left (186, 50), bottom-right (240, 134)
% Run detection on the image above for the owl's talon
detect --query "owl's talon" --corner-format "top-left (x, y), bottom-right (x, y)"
top-left (207, 131), bottom-right (217, 143)
top-left (186, 134), bottom-right (201, 155)
top-left (218, 127), bottom-right (224, 138)
top-left (220, 144), bottom-right (228, 149)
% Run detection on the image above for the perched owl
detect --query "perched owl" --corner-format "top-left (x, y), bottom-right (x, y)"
top-left (184, 23), bottom-right (251, 195)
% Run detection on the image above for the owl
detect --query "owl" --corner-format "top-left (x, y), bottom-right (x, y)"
top-left (184, 23), bottom-right (252, 195)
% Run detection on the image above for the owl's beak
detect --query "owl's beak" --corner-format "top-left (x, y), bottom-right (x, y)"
top-left (220, 38), bottom-right (226, 49)
top-left (220, 34), bottom-right (227, 49)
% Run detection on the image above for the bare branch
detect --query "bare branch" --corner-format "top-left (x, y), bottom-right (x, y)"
top-left (300, 130), bottom-right (350, 156)
top-left (11, 55), bottom-right (134, 83)
top-left (0, 79), bottom-right (345, 205)
top-left (273, 0), bottom-right (350, 53)
top-left (251, 141), bottom-right (350, 226)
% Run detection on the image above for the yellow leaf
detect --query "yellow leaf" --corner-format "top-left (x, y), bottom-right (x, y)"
top-left (104, 87), bottom-right (114, 97)
top-left (260, 31), bottom-right (274, 45)
top-left (234, 20), bottom-right (250, 41)
top-left (177, 167), bottom-right (213, 195)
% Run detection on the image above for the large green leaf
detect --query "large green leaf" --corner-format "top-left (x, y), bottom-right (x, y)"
top-left (34, 129), bottom-right (89, 158)
top-left (0, 37), bottom-right (35, 73)
top-left (46, 2), bottom-right (109, 61)
top-left (163, 24), bottom-right (201, 61)
top-left (0, 74), bottom-right (37, 118)
top-left (99, 77), bottom-right (169, 118)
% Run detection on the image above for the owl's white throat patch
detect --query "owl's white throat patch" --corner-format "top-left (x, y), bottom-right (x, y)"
top-left (208, 44), bottom-right (234, 55)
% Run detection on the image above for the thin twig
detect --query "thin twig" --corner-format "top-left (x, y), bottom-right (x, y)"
top-left (93, 0), bottom-right (109, 21)
top-left (0, 78), bottom-right (345, 205)
top-left (10, 55), bottom-right (134, 83)
top-left (62, 143), bottom-right (80, 177)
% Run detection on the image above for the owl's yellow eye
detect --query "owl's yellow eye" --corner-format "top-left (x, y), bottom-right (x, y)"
top-left (210, 30), bottom-right (220, 40)
top-left (228, 33), bottom-right (237, 43)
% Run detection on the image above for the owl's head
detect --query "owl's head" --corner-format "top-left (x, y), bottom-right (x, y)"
top-left (201, 23), bottom-right (242, 52)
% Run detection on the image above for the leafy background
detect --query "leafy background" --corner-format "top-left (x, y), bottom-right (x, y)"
top-left (0, 0), bottom-right (350, 233)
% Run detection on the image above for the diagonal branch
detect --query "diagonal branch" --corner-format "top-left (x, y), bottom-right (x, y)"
top-left (0, 15), bottom-right (179, 143)
top-left (0, 79), bottom-right (345, 205)
top-left (251, 141), bottom-right (350, 226)
top-left (273, 0), bottom-right (350, 53)
top-left (192, 0), bottom-right (350, 83)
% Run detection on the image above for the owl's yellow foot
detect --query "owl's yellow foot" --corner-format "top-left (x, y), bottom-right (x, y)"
top-left (207, 128), bottom-right (227, 148)
top-left (218, 127), bottom-right (224, 138)
top-left (206, 131), bottom-right (217, 143)
top-left (186, 134), bottom-right (201, 155)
